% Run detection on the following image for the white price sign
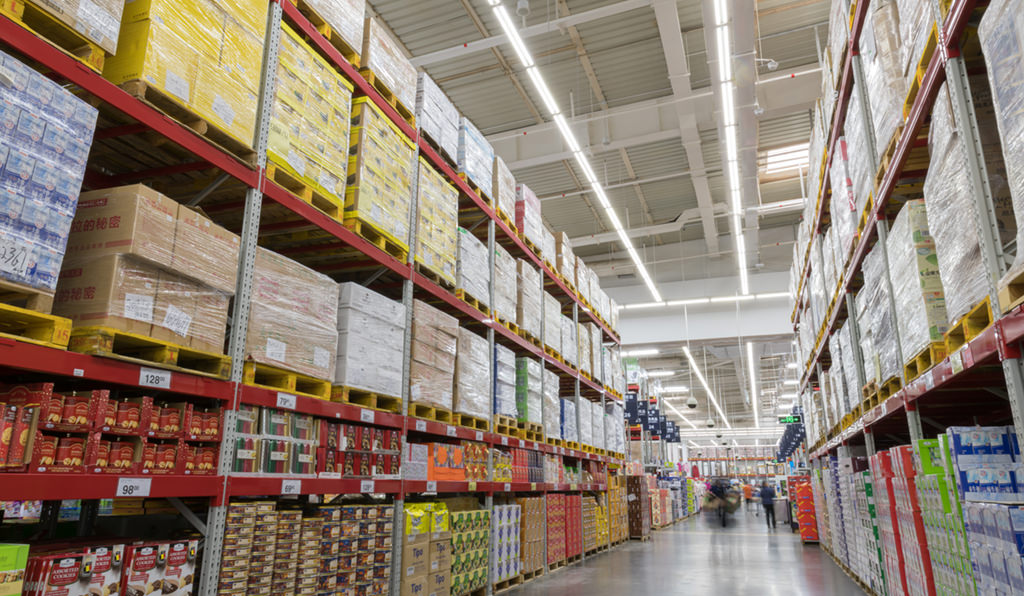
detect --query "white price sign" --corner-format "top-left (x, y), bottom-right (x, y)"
top-left (415, 420), bottom-right (427, 432)
top-left (116, 477), bottom-right (152, 498)
top-left (924, 372), bottom-right (935, 391)
top-left (360, 480), bottom-right (375, 493)
top-left (360, 409), bottom-right (375, 423)
top-left (139, 367), bottom-right (171, 389)
top-left (276, 392), bottom-right (297, 410)
top-left (518, 439), bottom-right (524, 448)
top-left (503, 483), bottom-right (511, 492)
top-left (446, 426), bottom-right (457, 437)
top-left (951, 349), bottom-right (965, 375)
top-left (475, 431), bottom-right (484, 441)
top-left (426, 481), bottom-right (437, 493)
top-left (500, 437), bottom-right (508, 446)
top-left (281, 479), bottom-right (302, 495)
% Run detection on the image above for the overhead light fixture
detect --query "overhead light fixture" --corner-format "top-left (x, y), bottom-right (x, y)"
top-left (648, 371), bottom-right (675, 378)
top-left (786, 362), bottom-right (798, 369)
top-left (662, 385), bottom-right (688, 392)
top-left (705, 417), bottom-right (715, 428)
top-left (688, 440), bottom-right (701, 448)
top-left (755, 292), bottom-right (791, 300)
top-left (665, 298), bottom-right (710, 306)
top-left (747, 341), bottom-right (759, 429)
top-left (486, 1), bottom-right (660, 302)
top-left (683, 346), bottom-right (732, 429)
top-left (710, 294), bottom-right (755, 303)
top-left (783, 380), bottom-right (798, 386)
top-left (780, 393), bottom-right (797, 399)
top-left (624, 301), bottom-right (665, 310)
top-left (622, 348), bottom-right (658, 357)
top-left (664, 402), bottom-right (698, 429)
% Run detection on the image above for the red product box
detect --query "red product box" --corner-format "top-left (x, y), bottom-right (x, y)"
top-left (4, 403), bottom-right (39, 467)
top-left (140, 439), bottom-right (178, 474)
top-left (162, 539), bottom-right (198, 595)
top-left (122, 542), bottom-right (169, 596)
top-left (147, 402), bottom-right (189, 439)
top-left (96, 396), bottom-right (154, 436)
top-left (30, 432), bottom-right (86, 473)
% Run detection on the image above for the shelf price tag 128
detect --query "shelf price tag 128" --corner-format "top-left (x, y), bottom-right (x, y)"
top-left (116, 478), bottom-right (152, 498)
top-left (139, 367), bottom-right (171, 389)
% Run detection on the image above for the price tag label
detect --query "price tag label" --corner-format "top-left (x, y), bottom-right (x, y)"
top-left (504, 483), bottom-right (511, 492)
top-left (73, 368), bottom-right (84, 377)
top-left (139, 367), bottom-right (171, 389)
top-left (319, 472), bottom-right (341, 480)
top-left (923, 372), bottom-right (935, 391)
top-left (951, 349), bottom-right (965, 375)
top-left (360, 480), bottom-right (375, 493)
top-left (446, 425), bottom-right (457, 437)
top-left (468, 482), bottom-right (477, 491)
top-left (570, 483), bottom-right (577, 491)
top-left (530, 483), bottom-right (537, 491)
top-left (116, 477), bottom-right (151, 498)
top-left (281, 479), bottom-right (302, 495)
top-left (475, 431), bottom-right (484, 441)
top-left (501, 436), bottom-right (508, 446)
top-left (276, 392), bottom-right (297, 410)
top-left (426, 481), bottom-right (437, 493)
top-left (415, 420), bottom-right (427, 432)
top-left (360, 409), bottom-right (375, 424)
top-left (518, 439), bottom-right (524, 448)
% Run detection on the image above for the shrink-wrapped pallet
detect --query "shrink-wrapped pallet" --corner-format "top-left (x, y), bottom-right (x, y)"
top-left (861, 244), bottom-right (901, 383)
top-left (248, 248), bottom-right (339, 379)
top-left (492, 156), bottom-right (517, 223)
top-left (457, 227), bottom-right (490, 308)
top-left (577, 322), bottom-right (591, 377)
top-left (561, 399), bottom-right (578, 443)
top-left (410, 299), bottom-right (458, 411)
top-left (494, 243), bottom-right (517, 323)
top-left (561, 314), bottom-right (577, 368)
top-left (578, 398), bottom-right (592, 447)
top-left (515, 357), bottom-right (542, 425)
top-left (885, 200), bottom-right (948, 361)
top-left (415, 157), bottom-right (458, 286)
top-left (455, 328), bottom-right (491, 420)
top-left (541, 227), bottom-right (556, 268)
top-left (347, 97), bottom-right (416, 249)
top-left (828, 329), bottom-right (849, 416)
top-left (495, 343), bottom-right (517, 418)
top-left (606, 402), bottom-right (624, 453)
top-left (335, 282), bottom-right (405, 397)
top-left (303, 0), bottom-right (364, 55)
top-left (838, 322), bottom-right (861, 408)
top-left (894, 0), bottom-right (931, 90)
top-left (415, 71), bottom-right (459, 161)
top-left (855, 290), bottom-right (877, 385)
top-left (590, 324), bottom-right (602, 382)
top-left (556, 232), bottom-right (575, 285)
top-left (543, 292), bottom-right (561, 353)
top-left (517, 259), bottom-right (542, 340)
top-left (575, 256), bottom-right (591, 305)
top-left (844, 82), bottom-right (873, 219)
top-left (827, 0), bottom-right (849, 88)
top-left (610, 297), bottom-right (619, 332)
top-left (822, 227), bottom-right (837, 296)
top-left (862, 0), bottom-right (907, 154)
top-left (360, 17), bottom-right (416, 110)
top-left (591, 401), bottom-right (604, 451)
top-left (808, 236), bottom-right (827, 332)
top-left (458, 117), bottom-right (493, 196)
top-left (516, 183), bottom-right (543, 251)
top-left (269, 25), bottom-right (353, 210)
top-left (542, 368), bottom-right (560, 439)
top-left (829, 138), bottom-right (857, 264)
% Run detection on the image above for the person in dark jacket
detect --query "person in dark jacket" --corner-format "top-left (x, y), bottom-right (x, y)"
top-left (759, 483), bottom-right (776, 529)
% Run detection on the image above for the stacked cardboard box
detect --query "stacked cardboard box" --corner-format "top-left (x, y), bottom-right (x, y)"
top-left (575, 257), bottom-right (591, 305)
top-left (450, 509), bottom-right (489, 596)
top-left (402, 503), bottom-right (451, 596)
top-left (410, 300), bottom-right (458, 413)
top-left (578, 399), bottom-right (592, 448)
top-left (589, 325), bottom-right (602, 382)
top-left (268, 24), bottom-right (353, 207)
top-left (541, 368), bottom-right (559, 440)
top-left (516, 260), bottom-right (542, 341)
top-left (493, 243), bottom-right (517, 324)
top-left (560, 314), bottom-right (577, 368)
top-left (0, 51), bottom-right (97, 294)
top-left (515, 358), bottom-right (542, 428)
top-left (457, 117), bottom-right (493, 196)
top-left (58, 184), bottom-right (239, 354)
top-left (247, 247), bottom-right (338, 380)
top-left (105, 0), bottom-right (267, 147)
top-left (556, 233), bottom-right (575, 285)
top-left (546, 494), bottom-right (566, 564)
top-left (627, 475), bottom-right (650, 539)
top-left (492, 156), bottom-right (517, 222)
top-left (543, 292), bottom-right (561, 354)
top-left (565, 494), bottom-right (581, 557)
top-left (560, 399), bottom-right (578, 443)
top-left (335, 282), bottom-right (405, 397)
top-left (305, 0), bottom-right (364, 54)
top-left (454, 328), bottom-right (491, 420)
top-left (490, 504), bottom-right (520, 583)
top-left (269, 509), bottom-right (301, 593)
top-left (361, 18), bottom-right (416, 110)
top-left (609, 484), bottom-right (628, 543)
top-left (416, 72), bottom-right (459, 161)
top-left (577, 322), bottom-right (591, 377)
top-left (415, 158), bottom-right (459, 287)
top-left (456, 227), bottom-right (489, 308)
top-left (540, 228), bottom-right (556, 268)
top-left (515, 184), bottom-right (543, 252)
top-left (494, 344), bottom-right (517, 418)
top-left (516, 497), bottom-right (545, 574)
top-left (347, 97), bottom-right (416, 251)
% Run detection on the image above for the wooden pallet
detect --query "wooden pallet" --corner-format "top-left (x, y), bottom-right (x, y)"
top-left (565, 441), bottom-right (581, 451)
top-left (543, 346), bottom-right (565, 364)
top-left (630, 535), bottom-right (651, 542)
top-left (998, 267), bottom-right (1024, 314)
top-left (266, 162), bottom-right (344, 222)
top-left (288, 0), bottom-right (360, 66)
top-left (414, 262), bottom-right (455, 291)
top-left (452, 412), bottom-right (489, 431)
top-left (944, 296), bottom-right (994, 354)
top-left (582, 445), bottom-right (597, 454)
top-left (331, 385), bottom-right (402, 414)
top-left (493, 414), bottom-right (524, 438)
top-left (518, 420), bottom-right (543, 442)
top-left (521, 568), bottom-right (543, 582)
top-left (455, 288), bottom-right (491, 317)
top-left (495, 206), bottom-right (517, 235)
top-left (492, 575), bottom-right (523, 594)
top-left (342, 217), bottom-right (410, 262)
top-left (357, 67), bottom-right (416, 127)
top-left (456, 172), bottom-right (493, 205)
top-left (0, 0), bottom-right (104, 73)
top-left (878, 375), bottom-right (902, 401)
top-left (903, 342), bottom-right (947, 383)
top-left (119, 80), bottom-right (257, 166)
top-left (861, 381), bottom-right (878, 400)
top-left (243, 361), bottom-right (330, 398)
top-left (520, 234), bottom-right (540, 258)
top-left (410, 403), bottom-right (453, 424)
top-left (547, 559), bottom-right (566, 571)
top-left (0, 279), bottom-right (57, 314)
top-left (70, 327), bottom-right (231, 379)
top-left (566, 554), bottom-right (582, 564)
top-left (493, 313), bottom-right (520, 336)
top-left (546, 436), bottom-right (566, 448)
top-left (521, 330), bottom-right (543, 349)
top-left (903, 25), bottom-right (939, 118)
top-left (0, 301), bottom-right (71, 350)
top-left (419, 128), bottom-right (457, 167)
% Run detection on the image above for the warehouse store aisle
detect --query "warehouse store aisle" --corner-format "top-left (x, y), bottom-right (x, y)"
top-left (505, 510), bottom-right (862, 595)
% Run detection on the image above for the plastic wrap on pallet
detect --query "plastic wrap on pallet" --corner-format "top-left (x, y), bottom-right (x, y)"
top-left (543, 292), bottom-right (561, 353)
top-left (268, 25), bottom-right (353, 217)
top-left (591, 401), bottom-right (604, 451)
top-left (854, 290), bottom-right (877, 385)
top-left (516, 183), bottom-right (544, 251)
top-left (410, 299), bottom-right (458, 411)
top-left (541, 227), bottom-right (556, 268)
top-left (578, 397), bottom-right (592, 448)
top-left (415, 157), bottom-right (458, 286)
top-left (246, 248), bottom-right (339, 379)
top-left (610, 297), bottom-right (619, 332)
top-left (495, 343), bottom-right (517, 418)
top-left (455, 327), bottom-right (491, 420)
top-left (827, 0), bottom-right (849, 88)
top-left (494, 242), bottom-right (517, 324)
top-left (361, 17), bottom-right (416, 110)
top-left (894, 0), bottom-right (932, 91)
top-left (542, 368), bottom-right (560, 440)
top-left (105, 0), bottom-right (267, 147)
top-left (590, 324), bottom-right (602, 382)
top-left (886, 199), bottom-right (948, 362)
top-left (517, 258), bottom-right (542, 340)
top-left (335, 282), bottom-right (405, 397)
top-left (844, 83), bottom-right (873, 218)
top-left (828, 328), bottom-right (850, 415)
top-left (575, 256), bottom-right (591, 305)
top-left (577, 322), bottom-right (591, 377)
top-left (492, 155), bottom-right (517, 222)
top-left (303, 0), bottom-right (364, 56)
top-left (830, 138), bottom-right (857, 263)
top-left (19, 0), bottom-right (125, 53)
top-left (597, 290), bottom-right (611, 327)
top-left (516, 357), bottom-right (543, 425)
top-left (838, 321), bottom-right (861, 409)
top-left (606, 402), bottom-right (624, 453)
top-left (561, 398), bottom-right (578, 443)
top-left (457, 227), bottom-right (490, 310)
top-left (862, 0), bottom-right (907, 159)
top-left (0, 52), bottom-right (97, 292)
top-left (457, 116), bottom-right (493, 195)
top-left (415, 71), bottom-right (459, 162)
top-left (561, 314), bottom-right (577, 368)
top-left (347, 97), bottom-right (416, 249)
top-left (588, 268), bottom-right (600, 308)
top-left (862, 243), bottom-right (901, 383)
top-left (822, 227), bottom-right (837, 296)
top-left (808, 235), bottom-right (827, 333)
top-left (554, 232), bottom-right (575, 286)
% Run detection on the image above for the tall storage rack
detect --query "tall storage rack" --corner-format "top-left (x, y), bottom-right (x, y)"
top-left (0, 2), bottom-right (630, 595)
top-left (791, 0), bottom-right (1024, 481)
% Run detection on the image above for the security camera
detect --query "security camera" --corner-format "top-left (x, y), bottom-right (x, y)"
top-left (753, 103), bottom-right (764, 116)
top-left (766, 58), bottom-right (779, 71)
top-left (715, 432), bottom-right (723, 439)
top-left (705, 417), bottom-right (715, 428)
top-left (517, 0), bottom-right (529, 16)
top-left (686, 396), bottom-right (698, 409)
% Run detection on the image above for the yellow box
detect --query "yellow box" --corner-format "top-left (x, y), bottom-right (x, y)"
top-left (221, 18), bottom-right (264, 91)
top-left (103, 18), bottom-right (201, 104)
top-left (119, 0), bottom-right (224, 58)
top-left (193, 61), bottom-right (257, 146)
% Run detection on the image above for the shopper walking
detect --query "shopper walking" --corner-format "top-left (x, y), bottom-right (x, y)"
top-left (742, 483), bottom-right (753, 510)
top-left (759, 482), bottom-right (776, 529)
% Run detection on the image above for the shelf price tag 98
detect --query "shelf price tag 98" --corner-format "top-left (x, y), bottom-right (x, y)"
top-left (116, 477), bottom-right (152, 498)
top-left (139, 367), bottom-right (171, 389)
top-left (446, 425), bottom-right (457, 437)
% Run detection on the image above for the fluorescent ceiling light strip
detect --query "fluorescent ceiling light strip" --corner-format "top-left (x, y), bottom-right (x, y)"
top-left (709, 294), bottom-right (754, 303)
top-left (494, 6), bottom-right (534, 67)
top-left (553, 115), bottom-right (581, 152)
top-left (756, 292), bottom-right (791, 299)
top-left (682, 346), bottom-right (731, 429)
top-left (647, 371), bottom-right (675, 378)
top-left (622, 348), bottom-right (658, 357)
top-left (525, 66), bottom-right (560, 114)
top-left (747, 341), bottom-right (759, 428)
top-left (666, 298), bottom-right (710, 306)
top-left (663, 385), bottom-right (688, 392)
top-left (664, 402), bottom-right (698, 429)
top-left (624, 301), bottom-right (664, 310)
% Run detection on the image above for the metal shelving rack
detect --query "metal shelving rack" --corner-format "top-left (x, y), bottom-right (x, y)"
top-left (0, 1), bottom-right (631, 595)
top-left (791, 0), bottom-right (1024, 467)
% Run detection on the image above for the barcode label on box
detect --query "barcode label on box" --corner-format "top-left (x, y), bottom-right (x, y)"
top-left (266, 338), bottom-right (287, 362)
top-left (124, 293), bottom-right (154, 323)
top-left (162, 304), bottom-right (192, 337)
top-left (475, 431), bottom-right (484, 441)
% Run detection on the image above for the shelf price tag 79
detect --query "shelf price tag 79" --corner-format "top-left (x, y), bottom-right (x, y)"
top-left (276, 392), bottom-right (297, 410)
top-left (281, 479), bottom-right (302, 495)
top-left (360, 409), bottom-right (375, 423)
top-left (116, 477), bottom-right (152, 498)
top-left (360, 480), bottom-right (375, 493)
top-left (139, 367), bottom-right (171, 389)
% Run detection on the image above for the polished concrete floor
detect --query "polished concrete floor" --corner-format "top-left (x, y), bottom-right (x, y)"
top-left (506, 505), bottom-right (863, 595)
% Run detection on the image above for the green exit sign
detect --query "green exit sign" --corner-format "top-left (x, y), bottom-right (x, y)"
top-left (778, 414), bottom-right (802, 424)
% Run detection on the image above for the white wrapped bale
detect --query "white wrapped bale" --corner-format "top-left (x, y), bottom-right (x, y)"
top-left (516, 259), bottom-right (542, 340)
top-left (415, 72), bottom-right (459, 161)
top-left (335, 282), bottom-right (405, 397)
top-left (457, 227), bottom-right (490, 308)
top-left (494, 343), bottom-right (517, 418)
top-left (457, 117), bottom-right (494, 194)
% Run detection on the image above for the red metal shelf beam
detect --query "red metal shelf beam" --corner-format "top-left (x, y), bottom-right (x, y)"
top-left (228, 476), bottom-right (403, 497)
top-left (0, 474), bottom-right (223, 502)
